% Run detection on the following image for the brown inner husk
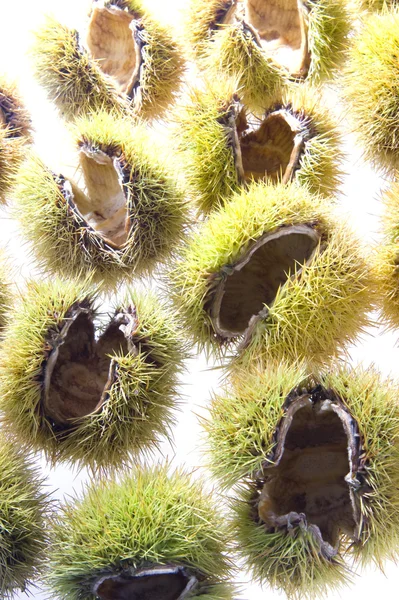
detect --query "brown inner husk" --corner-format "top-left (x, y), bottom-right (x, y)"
top-left (43, 308), bottom-right (135, 426)
top-left (257, 392), bottom-right (360, 552)
top-left (95, 571), bottom-right (193, 600)
top-left (236, 108), bottom-right (305, 183)
top-left (87, 3), bottom-right (142, 95)
top-left (210, 225), bottom-right (320, 338)
top-left (77, 146), bottom-right (130, 247)
top-left (243, 0), bottom-right (310, 77)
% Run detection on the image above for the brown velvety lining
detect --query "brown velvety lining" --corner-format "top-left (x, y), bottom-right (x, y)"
top-left (87, 2), bottom-right (142, 96)
top-left (42, 305), bottom-right (137, 427)
top-left (93, 567), bottom-right (197, 600)
top-left (236, 107), bottom-right (305, 184)
top-left (244, 0), bottom-right (310, 77)
top-left (208, 224), bottom-right (320, 339)
top-left (255, 389), bottom-right (363, 557)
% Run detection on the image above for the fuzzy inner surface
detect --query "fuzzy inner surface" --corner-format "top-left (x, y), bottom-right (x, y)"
top-left (216, 225), bottom-right (319, 337)
top-left (257, 397), bottom-right (356, 549)
top-left (95, 571), bottom-right (193, 600)
top-left (236, 108), bottom-right (303, 183)
top-left (243, 0), bottom-right (310, 77)
top-left (87, 3), bottom-right (141, 95)
top-left (44, 311), bottom-right (129, 426)
top-left (76, 146), bottom-right (130, 247)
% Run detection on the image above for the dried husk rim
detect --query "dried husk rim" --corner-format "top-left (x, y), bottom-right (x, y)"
top-left (14, 112), bottom-right (187, 288)
top-left (0, 278), bottom-right (185, 470)
top-left (93, 566), bottom-right (197, 600)
top-left (0, 78), bottom-right (32, 202)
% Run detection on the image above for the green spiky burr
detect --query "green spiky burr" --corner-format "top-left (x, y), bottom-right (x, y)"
top-left (343, 8), bottom-right (399, 171)
top-left (0, 277), bottom-right (186, 471)
top-left (373, 178), bottom-right (399, 329)
top-left (14, 110), bottom-right (188, 288)
top-left (33, 0), bottom-right (185, 122)
top-left (0, 77), bottom-right (32, 203)
top-left (170, 180), bottom-right (373, 368)
top-left (0, 435), bottom-right (49, 598)
top-left (186, 0), bottom-right (353, 110)
top-left (176, 79), bottom-right (344, 213)
top-left (47, 465), bottom-right (235, 600)
top-left (205, 362), bottom-right (399, 598)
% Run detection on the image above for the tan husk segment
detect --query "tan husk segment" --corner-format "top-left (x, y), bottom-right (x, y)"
top-left (87, 3), bottom-right (142, 97)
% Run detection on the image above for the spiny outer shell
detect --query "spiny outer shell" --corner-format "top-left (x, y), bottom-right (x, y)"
top-left (112, 0), bottom-right (186, 120)
top-left (343, 9), bottom-right (399, 171)
top-left (0, 77), bottom-right (32, 202)
top-left (183, 0), bottom-right (236, 59)
top-left (13, 111), bottom-right (188, 289)
top-left (373, 178), bottom-right (399, 329)
top-left (195, 0), bottom-right (353, 110)
top-left (200, 20), bottom-right (284, 112)
top-left (32, 7), bottom-right (184, 122)
top-left (0, 435), bottom-right (49, 598)
top-left (205, 362), bottom-right (399, 597)
top-left (170, 180), bottom-right (374, 368)
top-left (0, 277), bottom-right (187, 471)
top-left (47, 465), bottom-right (235, 600)
top-left (32, 17), bottom-right (130, 121)
top-left (175, 79), bottom-right (344, 213)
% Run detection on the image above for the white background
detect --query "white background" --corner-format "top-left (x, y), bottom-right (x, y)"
top-left (0, 0), bottom-right (398, 598)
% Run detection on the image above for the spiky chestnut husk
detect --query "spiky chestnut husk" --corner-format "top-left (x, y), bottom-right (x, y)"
top-left (188, 0), bottom-right (353, 109)
top-left (205, 362), bottom-right (399, 598)
top-left (14, 111), bottom-right (188, 288)
top-left (373, 179), bottom-right (399, 329)
top-left (343, 9), bottom-right (399, 172)
top-left (176, 79), bottom-right (344, 213)
top-left (0, 435), bottom-right (49, 598)
top-left (33, 1), bottom-right (184, 122)
top-left (47, 465), bottom-right (235, 600)
top-left (170, 181), bottom-right (373, 368)
top-left (0, 277), bottom-right (186, 471)
top-left (0, 77), bottom-right (32, 202)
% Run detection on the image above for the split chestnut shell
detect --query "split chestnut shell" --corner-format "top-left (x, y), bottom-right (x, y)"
top-left (177, 80), bottom-right (344, 213)
top-left (170, 181), bottom-right (373, 368)
top-left (47, 466), bottom-right (235, 600)
top-left (14, 111), bottom-right (188, 288)
top-left (33, 0), bottom-right (185, 121)
top-left (205, 362), bottom-right (399, 597)
top-left (186, 0), bottom-right (353, 109)
top-left (0, 278), bottom-right (186, 470)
